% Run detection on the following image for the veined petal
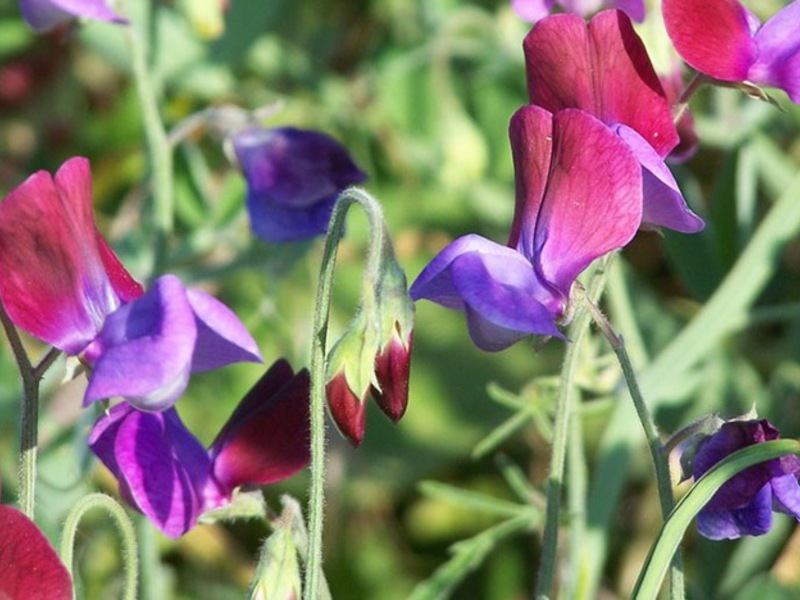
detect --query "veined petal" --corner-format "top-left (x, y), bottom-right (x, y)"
top-left (20, 0), bottom-right (127, 31)
top-left (186, 288), bottom-right (262, 372)
top-left (616, 125), bottom-right (704, 233)
top-left (771, 474), bottom-right (800, 520)
top-left (210, 362), bottom-right (310, 490)
top-left (749, 1), bottom-right (800, 103)
top-left (662, 0), bottom-right (757, 81)
top-left (524, 10), bottom-right (677, 156)
top-left (534, 109), bottom-right (642, 296)
top-left (0, 157), bottom-right (132, 354)
top-left (88, 404), bottom-right (221, 538)
top-left (84, 275), bottom-right (197, 411)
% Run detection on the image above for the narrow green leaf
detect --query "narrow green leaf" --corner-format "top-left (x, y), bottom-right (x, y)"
top-left (417, 481), bottom-right (531, 519)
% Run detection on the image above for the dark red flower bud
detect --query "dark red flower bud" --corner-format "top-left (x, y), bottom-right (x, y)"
top-left (371, 329), bottom-right (412, 423)
top-left (326, 372), bottom-right (368, 447)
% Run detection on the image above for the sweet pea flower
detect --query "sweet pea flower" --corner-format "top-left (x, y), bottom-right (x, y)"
top-left (89, 359), bottom-right (311, 538)
top-left (0, 157), bottom-right (261, 411)
top-left (0, 477), bottom-right (73, 599)
top-left (20, 0), bottom-right (126, 32)
top-left (692, 419), bottom-right (800, 539)
top-left (524, 10), bottom-right (704, 233)
top-left (410, 106), bottom-right (642, 351)
top-left (233, 127), bottom-right (367, 242)
top-left (663, 0), bottom-right (800, 104)
top-left (512, 0), bottom-right (644, 23)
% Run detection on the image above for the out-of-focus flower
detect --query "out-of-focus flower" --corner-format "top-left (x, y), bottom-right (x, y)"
top-left (0, 476), bottom-right (73, 600)
top-left (89, 359), bottom-right (311, 538)
top-left (512, 0), bottom-right (644, 23)
top-left (410, 106), bottom-right (642, 351)
top-left (0, 157), bottom-right (261, 411)
top-left (663, 0), bottom-right (800, 104)
top-left (20, 0), bottom-right (127, 32)
top-left (524, 10), bottom-right (704, 233)
top-left (233, 127), bottom-right (367, 242)
top-left (690, 419), bottom-right (800, 539)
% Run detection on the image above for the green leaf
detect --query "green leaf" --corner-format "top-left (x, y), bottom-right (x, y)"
top-left (417, 481), bottom-right (532, 520)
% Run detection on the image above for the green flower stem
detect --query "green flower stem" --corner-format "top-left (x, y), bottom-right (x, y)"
top-left (586, 302), bottom-right (683, 600)
top-left (535, 255), bottom-right (613, 599)
top-left (305, 187), bottom-right (386, 600)
top-left (61, 493), bottom-right (138, 600)
top-left (126, 0), bottom-right (174, 277)
top-left (566, 392), bottom-right (588, 600)
top-left (136, 515), bottom-right (161, 600)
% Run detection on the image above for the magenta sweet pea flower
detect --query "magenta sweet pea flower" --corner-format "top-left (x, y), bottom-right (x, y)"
top-left (410, 106), bottom-right (642, 351)
top-left (0, 157), bottom-right (261, 411)
top-left (512, 0), bottom-right (645, 23)
top-left (692, 419), bottom-right (800, 539)
top-left (0, 478), bottom-right (73, 599)
top-left (88, 359), bottom-right (311, 538)
top-left (524, 10), bottom-right (704, 234)
top-left (663, 0), bottom-right (800, 104)
top-left (233, 127), bottom-right (367, 242)
top-left (20, 0), bottom-right (127, 32)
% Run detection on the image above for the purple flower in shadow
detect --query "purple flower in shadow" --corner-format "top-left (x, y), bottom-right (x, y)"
top-left (410, 105), bottom-right (642, 351)
top-left (0, 157), bottom-right (261, 411)
top-left (663, 0), bottom-right (800, 104)
top-left (524, 10), bottom-right (704, 233)
top-left (233, 127), bottom-right (367, 242)
top-left (20, 0), bottom-right (127, 32)
top-left (89, 359), bottom-right (311, 538)
top-left (512, 0), bottom-right (645, 23)
top-left (693, 419), bottom-right (800, 539)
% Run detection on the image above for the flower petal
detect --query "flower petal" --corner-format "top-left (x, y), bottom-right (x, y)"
top-left (20, 0), bottom-right (127, 31)
top-left (0, 505), bottom-right (73, 599)
top-left (0, 157), bottom-right (129, 354)
top-left (326, 372), bottom-right (368, 446)
top-left (662, 0), bottom-right (757, 81)
top-left (616, 125), bottom-right (704, 233)
top-left (186, 288), bottom-right (262, 372)
top-left (534, 109), bottom-right (642, 295)
top-left (246, 193), bottom-right (339, 242)
top-left (749, 1), bottom-right (800, 103)
top-left (524, 10), bottom-right (677, 156)
top-left (210, 362), bottom-right (310, 489)
top-left (771, 474), bottom-right (800, 520)
top-left (697, 483), bottom-right (773, 539)
top-left (88, 403), bottom-right (222, 538)
top-left (511, 0), bottom-right (556, 22)
top-left (84, 275), bottom-right (197, 411)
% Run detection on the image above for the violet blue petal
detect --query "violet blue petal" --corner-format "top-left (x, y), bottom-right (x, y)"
top-left (608, 0), bottom-right (644, 22)
top-left (771, 474), bottom-right (800, 520)
top-left (88, 403), bottom-right (224, 538)
top-left (524, 10), bottom-right (678, 157)
top-left (0, 157), bottom-right (137, 354)
top-left (0, 505), bottom-right (73, 599)
top-left (185, 288), bottom-right (262, 372)
top-left (83, 275), bottom-right (197, 412)
top-left (616, 125), bottom-right (704, 233)
top-left (20, 0), bottom-right (127, 32)
top-left (210, 361), bottom-right (310, 491)
top-left (233, 127), bottom-right (367, 242)
top-left (749, 1), bottom-right (800, 103)
top-left (533, 109), bottom-right (642, 295)
top-left (662, 0), bottom-right (757, 81)
top-left (697, 483), bottom-right (773, 539)
top-left (511, 0), bottom-right (556, 22)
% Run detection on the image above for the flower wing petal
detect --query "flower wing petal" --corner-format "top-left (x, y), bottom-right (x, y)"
top-left (21, 0), bottom-right (126, 31)
top-left (697, 483), bottom-right (773, 539)
top-left (749, 1), bottom-right (800, 103)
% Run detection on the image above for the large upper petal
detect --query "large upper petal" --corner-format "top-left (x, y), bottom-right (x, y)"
top-left (749, 1), bottom-right (800, 104)
top-left (662, 0), bottom-right (757, 81)
top-left (533, 109), bottom-right (642, 295)
top-left (524, 10), bottom-right (677, 157)
top-left (0, 157), bottom-right (137, 354)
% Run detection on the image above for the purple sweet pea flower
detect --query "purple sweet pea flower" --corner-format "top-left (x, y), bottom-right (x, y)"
top-left (663, 0), bottom-right (800, 104)
top-left (512, 0), bottom-right (645, 23)
top-left (89, 359), bottom-right (311, 538)
top-left (693, 419), bottom-right (800, 539)
top-left (524, 10), bottom-right (704, 233)
top-left (233, 127), bottom-right (367, 242)
top-left (0, 157), bottom-right (261, 411)
top-left (20, 0), bottom-right (127, 32)
top-left (410, 106), bottom-right (642, 351)
top-left (0, 477), bottom-right (73, 599)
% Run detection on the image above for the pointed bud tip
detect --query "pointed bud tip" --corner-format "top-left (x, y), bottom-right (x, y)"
top-left (371, 331), bottom-right (412, 423)
top-left (326, 374), bottom-right (367, 447)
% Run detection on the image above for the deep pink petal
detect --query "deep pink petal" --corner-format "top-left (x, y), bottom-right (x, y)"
top-left (524, 10), bottom-right (677, 156)
top-left (326, 372), bottom-right (367, 447)
top-left (20, 0), bottom-right (127, 32)
top-left (534, 109), bottom-right (642, 295)
top-left (749, 1), bottom-right (800, 103)
top-left (97, 234), bottom-right (144, 302)
top-left (210, 364), bottom-right (310, 490)
top-left (0, 506), bottom-right (72, 599)
top-left (371, 331), bottom-right (412, 423)
top-left (0, 157), bottom-right (128, 354)
top-left (662, 0), bottom-right (757, 81)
